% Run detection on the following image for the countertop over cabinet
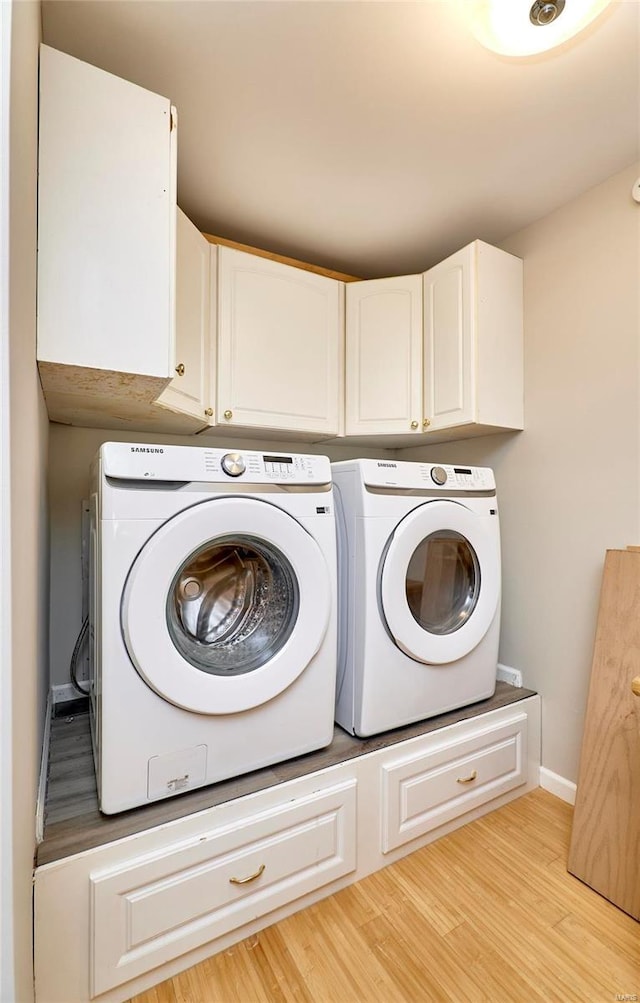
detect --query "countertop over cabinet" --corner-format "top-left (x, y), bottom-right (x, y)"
top-left (39, 681), bottom-right (536, 865)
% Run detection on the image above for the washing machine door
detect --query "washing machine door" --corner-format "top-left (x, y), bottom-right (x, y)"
top-left (121, 496), bottom-right (332, 713)
top-left (379, 500), bottom-right (499, 665)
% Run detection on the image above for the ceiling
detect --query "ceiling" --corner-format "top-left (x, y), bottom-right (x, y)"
top-left (41, 1), bottom-right (639, 278)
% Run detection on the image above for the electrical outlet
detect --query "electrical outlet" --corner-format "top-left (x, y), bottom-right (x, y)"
top-left (497, 663), bottom-right (523, 688)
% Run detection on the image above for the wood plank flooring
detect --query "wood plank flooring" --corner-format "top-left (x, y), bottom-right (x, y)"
top-left (128, 789), bottom-right (639, 1003)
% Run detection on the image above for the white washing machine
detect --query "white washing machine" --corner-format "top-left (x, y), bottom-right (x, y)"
top-left (89, 442), bottom-right (338, 814)
top-left (331, 458), bottom-right (501, 737)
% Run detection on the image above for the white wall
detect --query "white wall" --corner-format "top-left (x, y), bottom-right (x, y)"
top-left (48, 426), bottom-right (395, 688)
top-left (402, 161), bottom-right (640, 783)
top-left (0, 4), bottom-right (13, 994)
top-left (1, 2), bottom-right (49, 1002)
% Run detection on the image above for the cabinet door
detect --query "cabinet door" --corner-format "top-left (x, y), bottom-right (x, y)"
top-left (345, 276), bottom-right (423, 436)
top-left (90, 780), bottom-right (356, 995)
top-left (381, 712), bottom-right (528, 852)
top-left (157, 210), bottom-right (214, 424)
top-left (217, 248), bottom-right (343, 436)
top-left (37, 44), bottom-right (176, 382)
top-left (423, 244), bottom-right (475, 432)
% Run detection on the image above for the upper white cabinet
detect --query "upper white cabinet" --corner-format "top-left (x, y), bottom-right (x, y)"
top-left (35, 47), bottom-right (522, 446)
top-left (345, 275), bottom-right (423, 436)
top-left (157, 210), bottom-right (215, 428)
top-left (423, 240), bottom-right (523, 438)
top-left (344, 240), bottom-right (523, 445)
top-left (36, 45), bottom-right (177, 427)
top-left (215, 247), bottom-right (344, 438)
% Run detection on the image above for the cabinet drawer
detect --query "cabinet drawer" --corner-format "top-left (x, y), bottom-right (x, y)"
top-left (90, 779), bottom-right (356, 996)
top-left (381, 713), bottom-right (527, 852)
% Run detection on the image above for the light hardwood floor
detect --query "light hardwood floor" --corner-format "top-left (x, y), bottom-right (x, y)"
top-left (129, 789), bottom-right (639, 1003)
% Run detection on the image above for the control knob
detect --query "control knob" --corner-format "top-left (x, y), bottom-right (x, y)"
top-left (431, 466), bottom-right (447, 486)
top-left (221, 452), bottom-right (246, 477)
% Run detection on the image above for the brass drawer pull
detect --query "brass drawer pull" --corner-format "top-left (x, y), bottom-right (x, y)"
top-left (456, 770), bottom-right (478, 785)
top-left (229, 863), bottom-right (266, 885)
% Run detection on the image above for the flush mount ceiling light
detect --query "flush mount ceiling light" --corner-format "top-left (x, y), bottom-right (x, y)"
top-left (468, 0), bottom-right (613, 56)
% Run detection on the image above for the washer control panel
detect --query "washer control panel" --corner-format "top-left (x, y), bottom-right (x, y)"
top-left (101, 442), bottom-right (331, 485)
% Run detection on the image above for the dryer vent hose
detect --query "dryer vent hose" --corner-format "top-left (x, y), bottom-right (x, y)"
top-left (70, 616), bottom-right (90, 696)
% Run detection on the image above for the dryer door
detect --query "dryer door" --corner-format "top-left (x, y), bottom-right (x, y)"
top-left (379, 500), bottom-right (500, 665)
top-left (121, 496), bottom-right (332, 713)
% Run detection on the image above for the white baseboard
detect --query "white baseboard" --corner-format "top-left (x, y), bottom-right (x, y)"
top-left (36, 692), bottom-right (53, 845)
top-left (539, 766), bottom-right (576, 805)
top-left (51, 681), bottom-right (88, 705)
top-left (497, 663), bottom-right (523, 687)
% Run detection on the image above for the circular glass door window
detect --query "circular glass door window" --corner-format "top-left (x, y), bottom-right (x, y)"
top-left (166, 534), bottom-right (299, 676)
top-left (405, 530), bottom-right (480, 635)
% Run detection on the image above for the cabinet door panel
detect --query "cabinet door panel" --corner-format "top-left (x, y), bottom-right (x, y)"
top-left (90, 780), bottom-right (356, 995)
top-left (217, 248), bottom-right (343, 435)
top-left (423, 245), bottom-right (474, 431)
top-left (158, 210), bottom-right (213, 423)
top-left (37, 45), bottom-right (175, 380)
top-left (345, 276), bottom-right (423, 436)
top-left (381, 713), bottom-right (528, 852)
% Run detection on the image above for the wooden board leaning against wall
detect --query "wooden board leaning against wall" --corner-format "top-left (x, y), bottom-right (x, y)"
top-left (568, 547), bottom-right (640, 922)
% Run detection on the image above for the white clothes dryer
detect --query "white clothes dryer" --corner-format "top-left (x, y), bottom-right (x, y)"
top-left (89, 442), bottom-right (338, 814)
top-left (331, 458), bottom-right (501, 737)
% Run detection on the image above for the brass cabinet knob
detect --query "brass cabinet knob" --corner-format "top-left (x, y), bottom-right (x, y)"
top-left (410, 420), bottom-right (419, 430)
top-left (223, 409), bottom-right (233, 420)
top-left (423, 418), bottom-right (431, 428)
top-left (175, 363), bottom-right (185, 376)
top-left (204, 407), bottom-right (214, 418)
top-left (632, 676), bottom-right (640, 697)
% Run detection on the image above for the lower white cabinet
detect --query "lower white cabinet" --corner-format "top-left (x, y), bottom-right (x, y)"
top-left (91, 781), bottom-right (356, 997)
top-left (34, 696), bottom-right (540, 1003)
top-left (381, 711), bottom-right (528, 852)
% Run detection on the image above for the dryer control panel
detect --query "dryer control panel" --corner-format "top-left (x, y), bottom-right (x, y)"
top-left (100, 442), bottom-right (331, 485)
top-left (357, 459), bottom-right (496, 492)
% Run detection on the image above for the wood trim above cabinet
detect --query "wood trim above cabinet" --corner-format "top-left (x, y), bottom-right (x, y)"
top-left (203, 232), bottom-right (361, 283)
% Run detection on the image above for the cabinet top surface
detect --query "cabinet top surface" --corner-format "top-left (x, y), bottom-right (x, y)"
top-left (38, 683), bottom-right (536, 867)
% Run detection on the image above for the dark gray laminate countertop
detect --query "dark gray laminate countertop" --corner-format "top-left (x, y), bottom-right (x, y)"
top-left (38, 681), bottom-right (536, 866)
